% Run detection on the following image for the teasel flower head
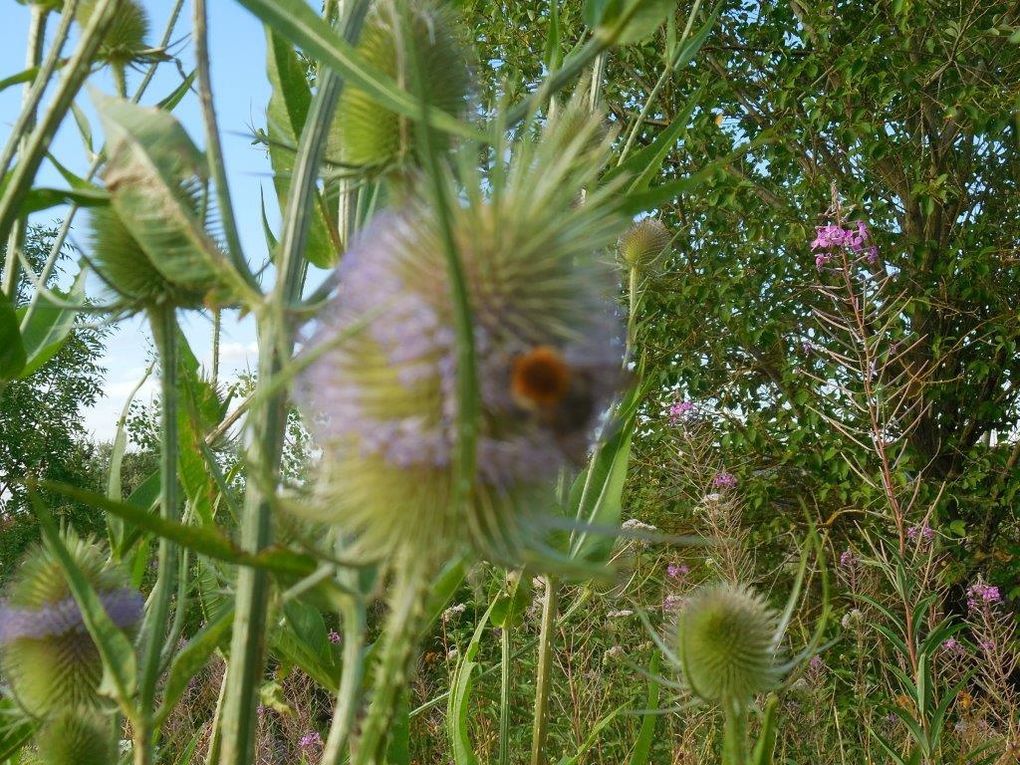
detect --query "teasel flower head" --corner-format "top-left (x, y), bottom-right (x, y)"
top-left (0, 533), bottom-right (142, 717)
top-left (333, 0), bottom-right (472, 171)
top-left (31, 710), bottom-right (115, 765)
top-left (618, 218), bottom-right (671, 273)
top-left (77, 0), bottom-right (152, 70)
top-left (297, 103), bottom-right (629, 566)
top-left (675, 582), bottom-right (782, 705)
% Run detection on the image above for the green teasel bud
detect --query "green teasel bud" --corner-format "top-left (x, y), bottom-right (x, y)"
top-left (0, 533), bottom-right (143, 717)
top-left (618, 218), bottom-right (671, 272)
top-left (96, 93), bottom-right (228, 305)
top-left (77, 0), bottom-right (150, 68)
top-left (33, 710), bottom-right (115, 765)
top-left (333, 0), bottom-right (472, 170)
top-left (87, 205), bottom-right (205, 308)
top-left (675, 583), bottom-right (782, 704)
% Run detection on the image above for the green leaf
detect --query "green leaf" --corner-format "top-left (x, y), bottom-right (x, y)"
top-left (627, 652), bottom-right (661, 765)
top-left (20, 184), bottom-right (109, 213)
top-left (29, 490), bottom-right (138, 707)
top-left (16, 265), bottom-right (86, 378)
top-left (154, 608), bottom-right (234, 727)
top-left (568, 382), bottom-right (642, 562)
top-left (0, 65), bottom-right (41, 93)
top-left (266, 30), bottom-right (338, 268)
top-left (447, 600), bottom-right (497, 765)
top-left (39, 480), bottom-right (321, 579)
top-left (0, 290), bottom-right (26, 381)
top-left (236, 0), bottom-right (482, 142)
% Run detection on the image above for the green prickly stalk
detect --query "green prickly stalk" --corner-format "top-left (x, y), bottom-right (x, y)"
top-left (0, 534), bottom-right (136, 717)
top-left (618, 218), bottom-right (671, 272)
top-left (676, 583), bottom-right (782, 705)
top-left (332, 0), bottom-right (472, 171)
top-left (32, 710), bottom-right (115, 765)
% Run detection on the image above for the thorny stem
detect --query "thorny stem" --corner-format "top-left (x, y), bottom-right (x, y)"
top-left (2, 3), bottom-right (49, 300)
top-left (353, 566), bottom-right (430, 765)
top-left (135, 305), bottom-right (181, 765)
top-left (721, 697), bottom-right (748, 765)
top-left (194, 0), bottom-right (256, 289)
top-left (217, 4), bottom-right (371, 763)
top-left (529, 578), bottom-right (559, 765)
top-left (498, 619), bottom-right (512, 765)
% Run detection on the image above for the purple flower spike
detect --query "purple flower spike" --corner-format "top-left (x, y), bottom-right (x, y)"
top-left (712, 471), bottom-right (738, 489)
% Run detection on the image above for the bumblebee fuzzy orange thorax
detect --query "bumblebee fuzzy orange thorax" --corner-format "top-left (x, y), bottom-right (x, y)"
top-left (511, 347), bottom-right (572, 409)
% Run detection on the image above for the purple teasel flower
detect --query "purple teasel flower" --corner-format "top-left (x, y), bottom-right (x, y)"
top-left (294, 107), bottom-right (629, 565)
top-left (0, 588), bottom-right (143, 644)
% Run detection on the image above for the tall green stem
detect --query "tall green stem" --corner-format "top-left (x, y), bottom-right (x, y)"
top-left (217, 5), bottom-right (371, 763)
top-left (135, 305), bottom-right (181, 765)
top-left (530, 577), bottom-right (559, 765)
top-left (353, 566), bottom-right (429, 765)
top-left (722, 698), bottom-right (748, 765)
top-left (627, 265), bottom-right (639, 353)
top-left (498, 618), bottom-right (512, 765)
top-left (2, 3), bottom-right (48, 300)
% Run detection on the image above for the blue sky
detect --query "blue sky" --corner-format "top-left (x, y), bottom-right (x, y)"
top-left (1, 1), bottom-right (284, 441)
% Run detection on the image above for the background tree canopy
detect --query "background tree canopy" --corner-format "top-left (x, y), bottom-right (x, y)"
top-left (462, 0), bottom-right (1020, 588)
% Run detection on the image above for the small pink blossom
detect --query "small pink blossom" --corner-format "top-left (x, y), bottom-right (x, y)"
top-left (967, 582), bottom-right (1001, 611)
top-left (907, 524), bottom-right (935, 543)
top-left (663, 594), bottom-right (685, 612)
top-left (667, 563), bottom-right (690, 579)
top-left (668, 399), bottom-right (696, 424)
top-left (328, 629), bottom-right (342, 645)
top-left (712, 471), bottom-right (737, 489)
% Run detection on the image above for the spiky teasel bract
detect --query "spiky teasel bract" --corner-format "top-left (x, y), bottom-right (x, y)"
top-left (675, 582), bottom-right (782, 704)
top-left (297, 104), bottom-right (629, 568)
top-left (332, 0), bottom-right (472, 171)
top-left (31, 710), bottom-right (114, 765)
top-left (618, 218), bottom-right (672, 273)
top-left (0, 533), bottom-right (142, 717)
top-left (92, 94), bottom-right (228, 309)
top-left (77, 0), bottom-right (151, 68)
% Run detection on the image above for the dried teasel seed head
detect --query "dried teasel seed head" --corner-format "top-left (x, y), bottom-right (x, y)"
top-left (0, 533), bottom-right (142, 717)
top-left (32, 710), bottom-right (115, 765)
top-left (675, 583), bottom-right (782, 704)
top-left (77, 0), bottom-right (150, 68)
top-left (333, 0), bottom-right (472, 170)
top-left (618, 218), bottom-right (671, 272)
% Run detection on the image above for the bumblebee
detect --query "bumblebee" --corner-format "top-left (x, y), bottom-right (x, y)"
top-left (510, 345), bottom-right (602, 463)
